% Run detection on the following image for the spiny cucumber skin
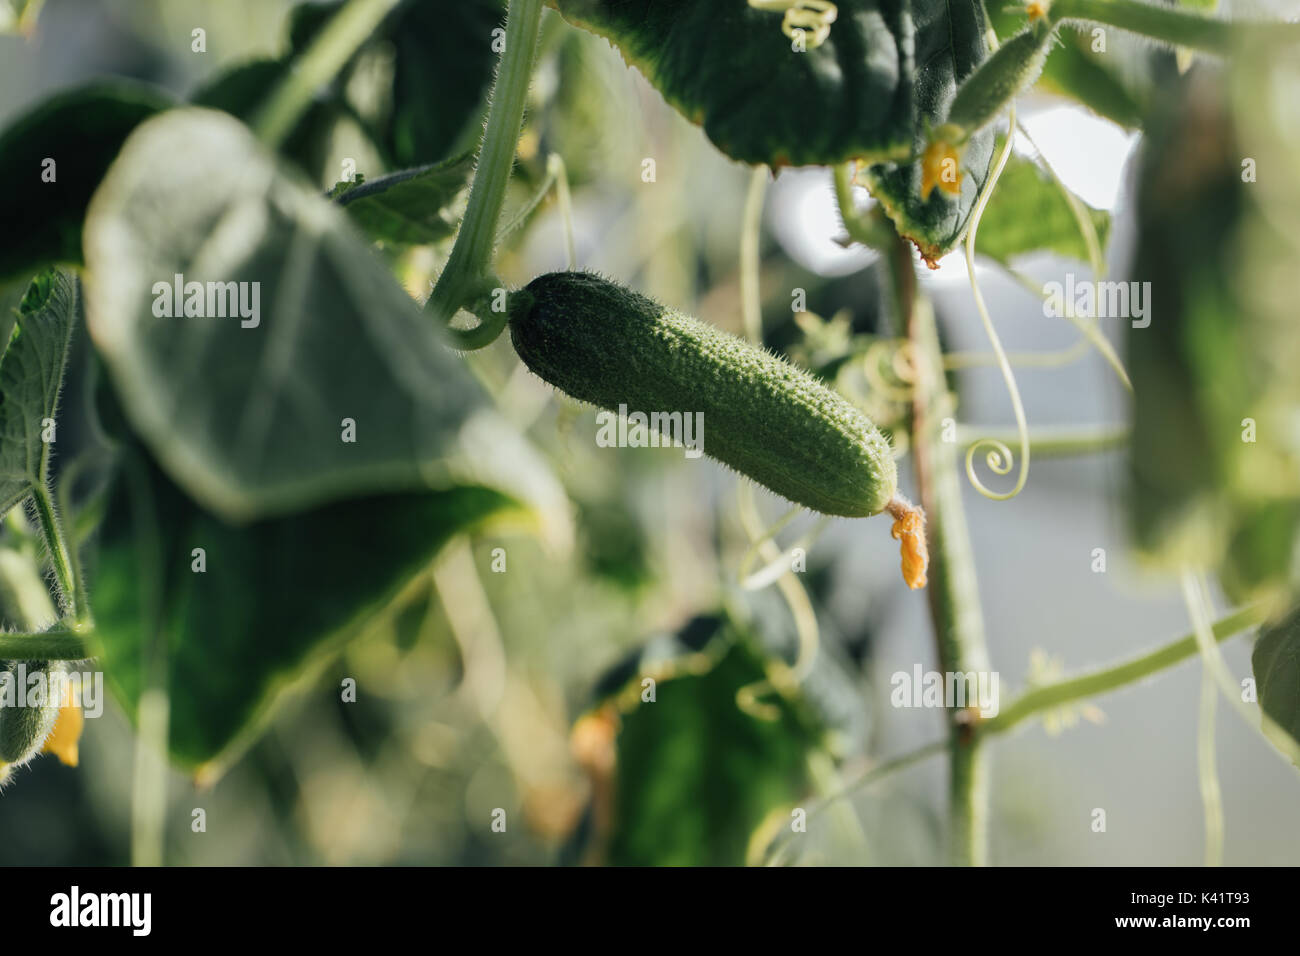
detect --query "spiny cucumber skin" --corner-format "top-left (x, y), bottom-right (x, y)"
top-left (0, 659), bottom-right (61, 767)
top-left (946, 21), bottom-right (1053, 138)
top-left (510, 272), bottom-right (898, 518)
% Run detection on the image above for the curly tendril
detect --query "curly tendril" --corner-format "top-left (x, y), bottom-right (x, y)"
top-left (960, 101), bottom-right (1031, 501)
top-left (861, 339), bottom-right (917, 403)
top-left (748, 0), bottom-right (838, 48)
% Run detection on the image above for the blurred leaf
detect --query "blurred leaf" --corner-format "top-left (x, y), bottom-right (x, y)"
top-left (1252, 606), bottom-right (1300, 762)
top-left (91, 448), bottom-right (528, 772)
top-left (1128, 63), bottom-right (1300, 610)
top-left (0, 270), bottom-right (75, 519)
top-left (0, 0), bottom-right (43, 35)
top-left (550, 0), bottom-right (915, 168)
top-left (859, 0), bottom-right (996, 265)
top-left (333, 152), bottom-right (473, 245)
top-left (577, 615), bottom-right (821, 865)
top-left (379, 0), bottom-right (505, 166)
top-left (189, 58), bottom-right (342, 182)
top-left (0, 82), bottom-right (173, 283)
top-left (974, 148), bottom-right (1110, 265)
top-left (291, 0), bottom-right (504, 168)
top-left (82, 109), bottom-right (568, 538)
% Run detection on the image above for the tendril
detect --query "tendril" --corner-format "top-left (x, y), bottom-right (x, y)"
top-left (861, 339), bottom-right (917, 402)
top-left (748, 0), bottom-right (838, 48)
top-left (961, 105), bottom-right (1031, 502)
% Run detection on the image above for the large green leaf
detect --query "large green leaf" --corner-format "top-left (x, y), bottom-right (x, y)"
top-left (1128, 63), bottom-right (1300, 610)
top-left (1252, 606), bottom-right (1300, 762)
top-left (973, 148), bottom-right (1110, 266)
top-left (551, 0), bottom-right (996, 261)
top-left (576, 615), bottom-right (821, 866)
top-left (91, 447), bottom-right (528, 772)
top-left (82, 108), bottom-right (565, 534)
top-left (550, 0), bottom-right (915, 168)
top-left (0, 270), bottom-right (75, 519)
top-left (859, 0), bottom-right (995, 265)
top-left (332, 152), bottom-right (474, 245)
top-left (0, 82), bottom-right (173, 284)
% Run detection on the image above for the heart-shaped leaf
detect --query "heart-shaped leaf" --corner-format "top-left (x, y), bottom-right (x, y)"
top-left (82, 108), bottom-right (566, 539)
top-left (973, 148), bottom-right (1110, 266)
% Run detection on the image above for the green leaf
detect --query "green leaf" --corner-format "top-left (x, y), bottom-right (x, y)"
top-left (0, 270), bottom-right (75, 520)
top-left (0, 82), bottom-right (173, 283)
top-left (333, 152), bottom-right (474, 245)
top-left (858, 0), bottom-right (995, 265)
top-left (550, 0), bottom-right (915, 168)
top-left (288, 0), bottom-right (505, 168)
top-left (82, 108), bottom-right (566, 535)
top-left (973, 148), bottom-right (1110, 265)
top-left (91, 448), bottom-right (528, 772)
top-left (579, 616), bottom-right (820, 866)
top-left (1252, 606), bottom-right (1300, 762)
top-left (379, 0), bottom-right (505, 167)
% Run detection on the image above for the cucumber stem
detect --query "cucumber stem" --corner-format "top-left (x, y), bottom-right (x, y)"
top-left (427, 0), bottom-right (544, 338)
top-left (894, 231), bottom-right (993, 866)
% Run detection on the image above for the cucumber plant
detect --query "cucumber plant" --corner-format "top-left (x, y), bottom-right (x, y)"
top-left (0, 0), bottom-right (1298, 868)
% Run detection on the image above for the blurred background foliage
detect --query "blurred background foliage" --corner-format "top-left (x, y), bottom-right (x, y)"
top-left (0, 0), bottom-right (1298, 866)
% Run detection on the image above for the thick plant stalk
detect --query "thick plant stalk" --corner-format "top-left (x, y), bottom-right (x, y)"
top-left (896, 237), bottom-right (992, 866)
top-left (426, 0), bottom-right (544, 343)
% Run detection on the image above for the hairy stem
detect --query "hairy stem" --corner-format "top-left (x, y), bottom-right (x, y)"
top-left (31, 483), bottom-right (85, 624)
top-left (899, 237), bottom-right (992, 866)
top-left (0, 629), bottom-right (94, 660)
top-left (981, 603), bottom-right (1266, 736)
top-left (254, 0), bottom-right (400, 148)
top-left (426, 0), bottom-right (544, 333)
top-left (1051, 0), bottom-right (1300, 54)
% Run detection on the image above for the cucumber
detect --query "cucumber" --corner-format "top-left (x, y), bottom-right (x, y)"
top-left (943, 19), bottom-right (1055, 143)
top-left (0, 660), bottom-right (64, 769)
top-left (508, 271), bottom-right (899, 519)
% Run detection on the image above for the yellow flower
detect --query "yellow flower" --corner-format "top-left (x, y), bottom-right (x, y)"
top-left (41, 685), bottom-right (83, 767)
top-left (920, 139), bottom-right (963, 200)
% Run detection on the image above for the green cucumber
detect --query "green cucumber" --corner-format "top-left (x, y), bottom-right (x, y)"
top-left (0, 659), bottom-right (64, 769)
top-left (942, 18), bottom-right (1055, 144)
top-left (508, 271), bottom-right (898, 518)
